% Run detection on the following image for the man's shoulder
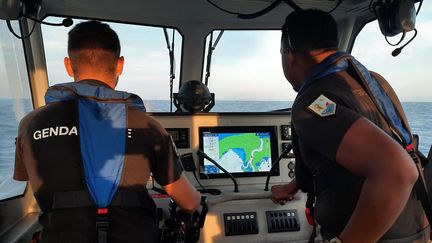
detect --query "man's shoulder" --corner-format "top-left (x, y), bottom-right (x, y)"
top-left (25, 101), bottom-right (74, 118)
top-left (294, 71), bottom-right (359, 110)
top-left (19, 101), bottom-right (77, 129)
top-left (19, 105), bottom-right (46, 128)
top-left (126, 106), bottom-right (150, 120)
top-left (293, 77), bottom-right (339, 113)
top-left (369, 71), bottom-right (395, 93)
top-left (292, 73), bottom-right (359, 128)
top-left (126, 106), bottom-right (165, 130)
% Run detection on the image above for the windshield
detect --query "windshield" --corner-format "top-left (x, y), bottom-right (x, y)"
top-left (202, 30), bottom-right (294, 112)
top-left (42, 17), bottom-right (182, 112)
top-left (0, 20), bottom-right (31, 200)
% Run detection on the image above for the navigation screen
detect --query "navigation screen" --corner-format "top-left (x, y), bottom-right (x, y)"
top-left (199, 126), bottom-right (279, 178)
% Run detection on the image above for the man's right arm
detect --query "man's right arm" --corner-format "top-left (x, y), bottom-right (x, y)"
top-left (336, 117), bottom-right (418, 243)
top-left (147, 118), bottom-right (201, 213)
top-left (163, 173), bottom-right (201, 213)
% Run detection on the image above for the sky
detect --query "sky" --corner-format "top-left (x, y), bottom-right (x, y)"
top-left (352, 1), bottom-right (432, 102)
top-left (1, 1), bottom-right (431, 102)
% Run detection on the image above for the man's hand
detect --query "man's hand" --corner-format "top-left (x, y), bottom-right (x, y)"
top-left (271, 179), bottom-right (299, 205)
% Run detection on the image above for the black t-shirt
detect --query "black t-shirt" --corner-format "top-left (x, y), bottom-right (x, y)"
top-left (292, 70), bottom-right (425, 240)
top-left (14, 90), bottom-right (183, 243)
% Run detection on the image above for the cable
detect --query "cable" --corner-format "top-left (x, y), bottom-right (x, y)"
top-left (369, 0), bottom-right (407, 46)
top-left (416, 0), bottom-right (423, 15)
top-left (206, 0), bottom-right (302, 19)
top-left (282, 0), bottom-right (302, 11)
top-left (192, 167), bottom-right (221, 195)
top-left (206, 0), bottom-right (238, 15)
top-left (369, 0), bottom-right (421, 56)
top-left (6, 19), bottom-right (36, 39)
top-left (6, 1), bottom-right (72, 40)
top-left (192, 171), bottom-right (206, 190)
top-left (22, 14), bottom-right (73, 27)
top-left (238, 0), bottom-right (282, 19)
top-left (385, 31), bottom-right (406, 46)
top-left (391, 28), bottom-right (417, 57)
top-left (264, 144), bottom-right (292, 191)
top-left (327, 0), bottom-right (343, 13)
top-left (197, 150), bottom-right (239, 192)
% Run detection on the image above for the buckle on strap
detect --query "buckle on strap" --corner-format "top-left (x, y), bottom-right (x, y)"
top-left (97, 208), bottom-right (108, 216)
top-left (405, 143), bottom-right (414, 151)
top-left (96, 208), bottom-right (109, 243)
top-left (305, 207), bottom-right (316, 226)
top-left (405, 143), bottom-right (421, 164)
top-left (96, 221), bottom-right (109, 229)
top-left (96, 208), bottom-right (109, 229)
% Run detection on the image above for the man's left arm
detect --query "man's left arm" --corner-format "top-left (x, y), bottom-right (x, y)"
top-left (336, 117), bottom-right (417, 243)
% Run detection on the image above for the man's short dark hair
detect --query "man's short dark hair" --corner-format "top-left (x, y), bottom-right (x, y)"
top-left (281, 9), bottom-right (339, 52)
top-left (67, 21), bottom-right (120, 74)
top-left (68, 20), bottom-right (120, 56)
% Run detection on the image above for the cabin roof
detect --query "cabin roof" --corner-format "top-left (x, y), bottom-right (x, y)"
top-left (39, 0), bottom-right (374, 30)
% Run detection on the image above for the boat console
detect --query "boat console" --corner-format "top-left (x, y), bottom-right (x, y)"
top-left (150, 112), bottom-right (313, 242)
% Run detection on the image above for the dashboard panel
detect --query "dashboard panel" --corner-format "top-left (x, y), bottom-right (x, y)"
top-left (150, 112), bottom-right (313, 243)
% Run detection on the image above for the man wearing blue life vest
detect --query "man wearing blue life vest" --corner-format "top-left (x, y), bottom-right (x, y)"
top-left (271, 9), bottom-right (429, 243)
top-left (14, 21), bottom-right (201, 243)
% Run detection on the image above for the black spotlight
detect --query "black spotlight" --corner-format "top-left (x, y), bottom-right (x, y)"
top-left (173, 80), bottom-right (215, 112)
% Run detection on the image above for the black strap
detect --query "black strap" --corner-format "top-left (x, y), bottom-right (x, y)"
top-left (308, 226), bottom-right (316, 243)
top-left (49, 190), bottom-right (154, 243)
top-left (346, 60), bottom-right (410, 144)
top-left (408, 150), bottom-right (432, 224)
top-left (97, 228), bottom-right (108, 243)
top-left (96, 208), bottom-right (109, 243)
top-left (50, 189), bottom-right (153, 210)
top-left (345, 61), bottom-right (432, 224)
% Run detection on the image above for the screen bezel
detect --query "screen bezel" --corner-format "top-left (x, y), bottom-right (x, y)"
top-left (198, 126), bottom-right (280, 179)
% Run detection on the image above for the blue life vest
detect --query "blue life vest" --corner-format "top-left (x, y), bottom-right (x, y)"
top-left (298, 51), bottom-right (411, 146)
top-left (45, 80), bottom-right (146, 208)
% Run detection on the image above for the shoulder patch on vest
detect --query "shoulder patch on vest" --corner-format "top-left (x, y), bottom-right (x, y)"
top-left (307, 94), bottom-right (337, 117)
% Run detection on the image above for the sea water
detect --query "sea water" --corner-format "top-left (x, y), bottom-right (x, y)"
top-left (1, 99), bottom-right (431, 185)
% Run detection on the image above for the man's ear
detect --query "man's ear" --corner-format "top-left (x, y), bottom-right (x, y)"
top-left (288, 51), bottom-right (296, 67)
top-left (64, 57), bottom-right (74, 78)
top-left (116, 56), bottom-right (124, 76)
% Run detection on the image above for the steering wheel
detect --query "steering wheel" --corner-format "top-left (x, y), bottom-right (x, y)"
top-left (161, 196), bottom-right (208, 243)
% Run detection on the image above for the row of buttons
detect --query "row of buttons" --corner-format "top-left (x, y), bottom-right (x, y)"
top-left (281, 124), bottom-right (295, 178)
top-left (224, 212), bottom-right (259, 236)
top-left (226, 214), bottom-right (255, 220)
top-left (266, 210), bottom-right (300, 233)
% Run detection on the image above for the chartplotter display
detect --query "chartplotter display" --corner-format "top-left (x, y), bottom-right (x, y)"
top-left (199, 126), bottom-right (279, 178)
